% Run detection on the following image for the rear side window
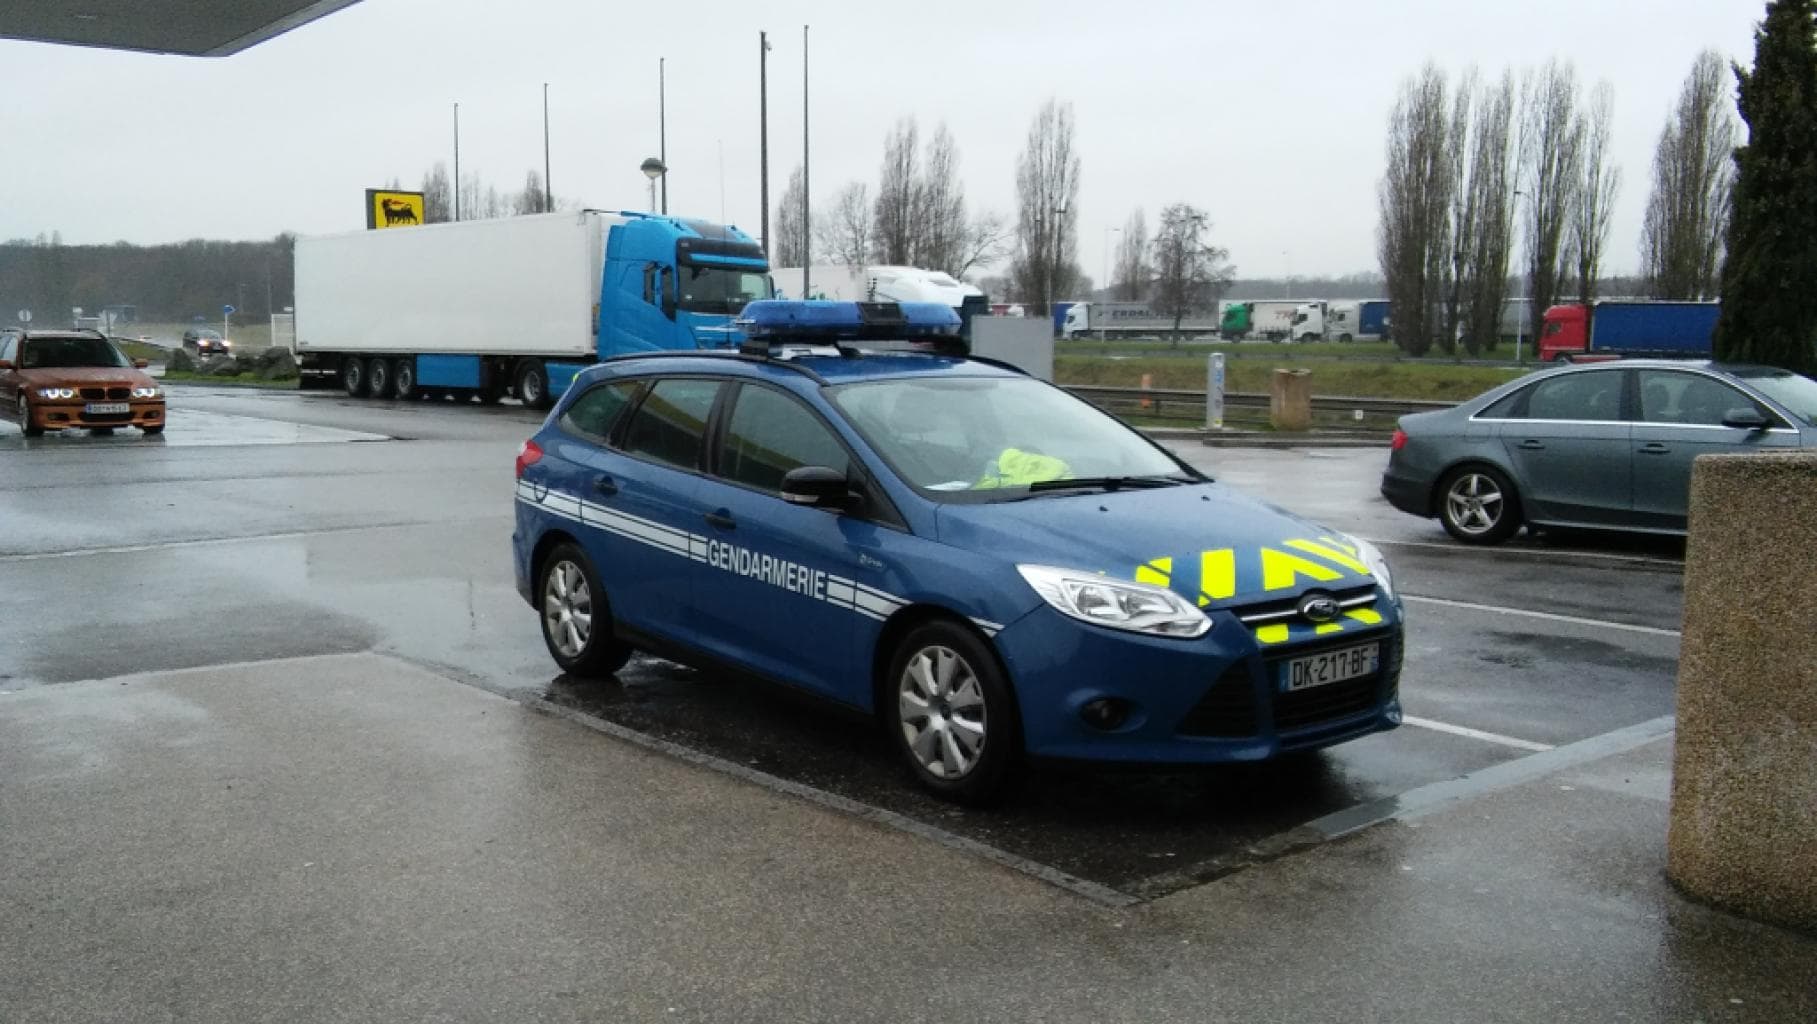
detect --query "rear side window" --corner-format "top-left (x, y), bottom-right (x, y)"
top-left (620, 378), bottom-right (720, 470)
top-left (1493, 370), bottom-right (1624, 422)
top-left (719, 384), bottom-right (850, 493)
top-left (559, 380), bottom-right (642, 441)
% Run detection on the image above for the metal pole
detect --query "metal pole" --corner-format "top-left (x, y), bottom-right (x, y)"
top-left (759, 31), bottom-right (770, 256)
top-left (453, 102), bottom-right (461, 222)
top-left (718, 139), bottom-right (726, 223)
top-left (1207, 353), bottom-right (1225, 430)
top-left (801, 25), bottom-right (810, 299)
top-left (659, 58), bottom-right (667, 215)
top-left (543, 83), bottom-right (552, 211)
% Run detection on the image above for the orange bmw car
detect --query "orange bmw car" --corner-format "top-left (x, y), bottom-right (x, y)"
top-left (0, 329), bottom-right (166, 436)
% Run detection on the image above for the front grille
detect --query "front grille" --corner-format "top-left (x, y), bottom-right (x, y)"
top-left (1176, 631), bottom-right (1399, 740)
top-left (76, 387), bottom-right (130, 400)
top-left (80, 387), bottom-right (105, 400)
top-left (1232, 583), bottom-right (1378, 628)
top-left (1175, 664), bottom-right (1257, 737)
top-left (109, 387), bottom-right (129, 400)
top-left (79, 412), bottom-right (133, 424)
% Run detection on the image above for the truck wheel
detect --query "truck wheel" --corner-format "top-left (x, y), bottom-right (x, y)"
top-left (366, 357), bottom-right (394, 399)
top-left (1338, 333), bottom-right (1353, 343)
top-left (392, 358), bottom-right (417, 400)
top-left (341, 357), bottom-right (365, 397)
top-left (884, 619), bottom-right (1021, 805)
top-left (516, 360), bottom-right (552, 410)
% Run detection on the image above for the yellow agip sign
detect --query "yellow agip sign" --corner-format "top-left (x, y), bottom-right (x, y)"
top-left (365, 189), bottom-right (425, 229)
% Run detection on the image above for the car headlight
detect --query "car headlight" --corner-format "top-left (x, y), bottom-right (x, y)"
top-left (36, 387), bottom-right (76, 400)
top-left (1017, 564), bottom-right (1211, 638)
top-left (1343, 535), bottom-right (1396, 598)
top-left (221, 340), bottom-right (233, 348)
top-left (132, 387), bottom-right (161, 399)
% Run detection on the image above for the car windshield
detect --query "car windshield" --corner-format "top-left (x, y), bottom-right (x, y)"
top-left (830, 375), bottom-right (1196, 501)
top-left (678, 265), bottom-right (773, 315)
top-left (1734, 367), bottom-right (1817, 427)
top-left (20, 336), bottom-right (130, 369)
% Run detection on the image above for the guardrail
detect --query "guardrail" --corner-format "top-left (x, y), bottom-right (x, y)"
top-left (1060, 384), bottom-right (1453, 423)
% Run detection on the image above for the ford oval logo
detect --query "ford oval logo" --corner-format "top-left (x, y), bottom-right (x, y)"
top-left (1298, 593), bottom-right (1340, 623)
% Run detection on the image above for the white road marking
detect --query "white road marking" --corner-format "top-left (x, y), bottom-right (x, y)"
top-left (1402, 594), bottom-right (1681, 638)
top-left (1362, 535), bottom-right (1683, 569)
top-left (1402, 716), bottom-right (1554, 752)
top-left (0, 516), bottom-right (510, 563)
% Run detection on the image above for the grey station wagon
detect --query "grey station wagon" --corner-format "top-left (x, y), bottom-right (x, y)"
top-left (1381, 361), bottom-right (1817, 544)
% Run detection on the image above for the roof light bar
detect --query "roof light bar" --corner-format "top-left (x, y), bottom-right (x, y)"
top-left (737, 300), bottom-right (962, 355)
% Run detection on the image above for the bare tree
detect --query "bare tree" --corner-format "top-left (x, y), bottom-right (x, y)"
top-left (1461, 71), bottom-right (1520, 354)
top-left (773, 166), bottom-right (809, 268)
top-left (954, 212), bottom-right (1012, 280)
top-left (1439, 67), bottom-right (1480, 354)
top-left (1519, 58), bottom-right (1586, 344)
top-left (1011, 99), bottom-right (1083, 314)
top-left (514, 169), bottom-right (550, 215)
top-left (816, 182), bottom-right (873, 271)
top-left (1570, 82), bottom-right (1621, 307)
top-left (1642, 50), bottom-right (1738, 300)
top-left (1377, 64), bottom-right (1455, 356)
top-left (1113, 208), bottom-right (1150, 300)
top-left (916, 124), bottom-right (968, 273)
top-left (1151, 203), bottom-right (1235, 342)
top-left (872, 118), bottom-right (921, 265)
top-left (421, 162), bottom-right (452, 224)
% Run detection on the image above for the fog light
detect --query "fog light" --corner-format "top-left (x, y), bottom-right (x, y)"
top-left (1080, 698), bottom-right (1132, 731)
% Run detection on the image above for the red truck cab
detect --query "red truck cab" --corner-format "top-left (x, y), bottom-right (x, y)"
top-left (1538, 304), bottom-right (1588, 362)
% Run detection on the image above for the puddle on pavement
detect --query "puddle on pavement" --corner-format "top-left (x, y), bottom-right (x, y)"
top-left (0, 408), bottom-right (388, 448)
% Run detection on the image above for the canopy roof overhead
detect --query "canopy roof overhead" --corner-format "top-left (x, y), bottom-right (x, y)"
top-left (1, 0), bottom-right (362, 57)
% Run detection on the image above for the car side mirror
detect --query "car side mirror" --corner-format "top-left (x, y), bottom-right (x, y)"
top-left (1721, 407), bottom-right (1771, 431)
top-left (780, 466), bottom-right (852, 510)
top-left (0, 359), bottom-right (12, 370)
top-left (133, 358), bottom-right (149, 369)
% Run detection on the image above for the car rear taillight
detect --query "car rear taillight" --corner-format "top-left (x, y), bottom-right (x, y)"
top-left (515, 439), bottom-right (543, 478)
top-left (1390, 429), bottom-right (1408, 452)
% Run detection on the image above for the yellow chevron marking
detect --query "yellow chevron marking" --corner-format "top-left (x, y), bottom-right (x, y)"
top-left (1135, 556), bottom-right (1172, 587)
top-left (1255, 623), bottom-right (1290, 645)
top-left (1260, 547), bottom-right (1345, 591)
top-left (1345, 608), bottom-right (1384, 625)
top-left (1285, 538), bottom-right (1371, 575)
top-left (1314, 622), bottom-right (1345, 635)
top-left (1197, 548), bottom-right (1236, 606)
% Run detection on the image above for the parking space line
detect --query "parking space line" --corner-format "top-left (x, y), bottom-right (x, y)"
top-left (1402, 594), bottom-right (1681, 638)
top-left (1402, 716), bottom-right (1554, 752)
top-left (1363, 536), bottom-right (1683, 569)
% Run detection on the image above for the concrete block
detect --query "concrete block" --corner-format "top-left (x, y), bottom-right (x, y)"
top-left (1667, 451), bottom-right (1817, 932)
top-left (1269, 369), bottom-right (1312, 432)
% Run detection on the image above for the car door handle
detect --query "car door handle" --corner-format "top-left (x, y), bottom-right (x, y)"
top-left (593, 476), bottom-right (619, 496)
top-left (704, 510), bottom-right (736, 530)
top-left (1637, 443), bottom-right (1670, 455)
top-left (1516, 439), bottom-right (1545, 450)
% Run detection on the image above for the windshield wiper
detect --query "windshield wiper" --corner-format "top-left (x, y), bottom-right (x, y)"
top-left (1024, 475), bottom-right (1192, 494)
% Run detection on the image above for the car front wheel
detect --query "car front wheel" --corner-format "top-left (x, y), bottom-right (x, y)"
top-left (538, 543), bottom-right (634, 677)
top-left (886, 620), bottom-right (1020, 804)
top-left (1438, 465), bottom-right (1522, 545)
top-left (19, 395), bottom-right (44, 437)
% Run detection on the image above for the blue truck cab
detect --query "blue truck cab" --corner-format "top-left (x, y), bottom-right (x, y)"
top-left (510, 299), bottom-right (1406, 803)
top-left (595, 216), bottom-right (773, 360)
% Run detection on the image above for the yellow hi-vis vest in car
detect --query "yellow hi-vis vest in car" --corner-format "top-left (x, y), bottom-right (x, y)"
top-left (976, 448), bottom-right (1072, 489)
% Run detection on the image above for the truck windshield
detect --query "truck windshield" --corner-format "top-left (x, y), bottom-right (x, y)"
top-left (678, 266), bottom-right (773, 315)
top-left (1734, 367), bottom-right (1817, 427)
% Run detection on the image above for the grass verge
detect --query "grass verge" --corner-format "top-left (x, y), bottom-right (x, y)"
top-left (1055, 354), bottom-right (1530, 402)
top-left (160, 371), bottom-right (299, 390)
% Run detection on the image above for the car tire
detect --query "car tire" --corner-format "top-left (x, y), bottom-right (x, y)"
top-left (18, 396), bottom-right (44, 438)
top-left (393, 358), bottom-right (417, 400)
top-left (538, 542), bottom-right (634, 677)
top-left (885, 619), bottom-right (1021, 805)
top-left (366, 357), bottom-right (394, 399)
top-left (516, 359), bottom-right (551, 411)
top-left (341, 357), bottom-right (365, 397)
top-left (1438, 464), bottom-right (1522, 545)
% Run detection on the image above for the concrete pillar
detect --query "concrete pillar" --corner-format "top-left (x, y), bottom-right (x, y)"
top-left (1269, 369), bottom-right (1312, 432)
top-left (1667, 452), bottom-right (1817, 933)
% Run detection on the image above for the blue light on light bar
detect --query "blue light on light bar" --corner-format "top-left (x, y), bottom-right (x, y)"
top-left (737, 300), bottom-right (961, 343)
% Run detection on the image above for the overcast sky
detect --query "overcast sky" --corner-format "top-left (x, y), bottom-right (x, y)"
top-left (0, 0), bottom-right (1766, 279)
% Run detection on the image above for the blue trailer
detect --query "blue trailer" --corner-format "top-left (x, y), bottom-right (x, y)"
top-left (1539, 300), bottom-right (1719, 361)
top-left (1358, 300), bottom-right (1390, 340)
top-left (294, 211), bottom-right (772, 409)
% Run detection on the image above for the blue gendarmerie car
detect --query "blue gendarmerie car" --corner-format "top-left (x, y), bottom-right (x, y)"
top-left (512, 300), bottom-right (1404, 802)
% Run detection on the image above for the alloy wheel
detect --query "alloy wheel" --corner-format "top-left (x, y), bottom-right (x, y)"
top-left (542, 559), bottom-right (593, 658)
top-left (1445, 472), bottom-right (1504, 535)
top-left (897, 645), bottom-right (987, 780)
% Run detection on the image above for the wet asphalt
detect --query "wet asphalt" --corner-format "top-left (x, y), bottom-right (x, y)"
top-left (0, 385), bottom-right (1685, 900)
